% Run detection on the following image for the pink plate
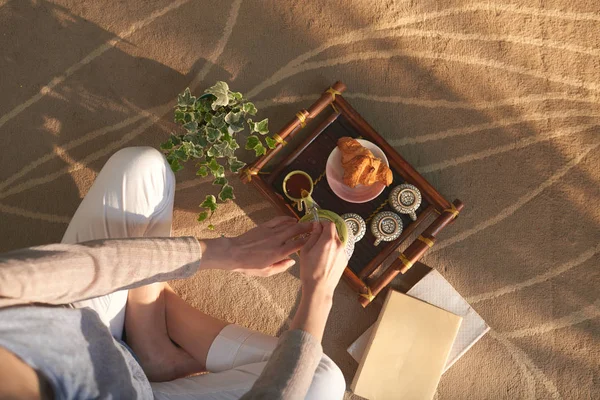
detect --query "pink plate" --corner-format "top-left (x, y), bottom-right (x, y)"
top-left (326, 139), bottom-right (389, 203)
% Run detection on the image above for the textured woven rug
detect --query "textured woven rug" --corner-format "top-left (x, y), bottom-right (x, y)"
top-left (1, 1), bottom-right (598, 398)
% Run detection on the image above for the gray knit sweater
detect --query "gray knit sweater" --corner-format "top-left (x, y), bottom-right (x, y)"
top-left (0, 237), bottom-right (323, 399)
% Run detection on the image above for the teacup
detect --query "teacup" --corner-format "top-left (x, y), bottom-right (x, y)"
top-left (283, 170), bottom-right (315, 212)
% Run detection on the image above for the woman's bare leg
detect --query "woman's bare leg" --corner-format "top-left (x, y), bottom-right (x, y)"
top-left (163, 284), bottom-right (228, 366)
top-left (126, 283), bottom-right (199, 382)
top-left (125, 282), bottom-right (228, 382)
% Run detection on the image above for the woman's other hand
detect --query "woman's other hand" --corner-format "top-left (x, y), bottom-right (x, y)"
top-left (289, 221), bottom-right (347, 341)
top-left (200, 216), bottom-right (313, 277)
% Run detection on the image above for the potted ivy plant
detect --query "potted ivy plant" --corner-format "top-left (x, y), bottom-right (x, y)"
top-left (160, 81), bottom-right (277, 229)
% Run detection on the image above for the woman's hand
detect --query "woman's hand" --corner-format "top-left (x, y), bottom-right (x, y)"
top-left (200, 216), bottom-right (313, 277)
top-left (288, 221), bottom-right (347, 341)
top-left (298, 221), bottom-right (347, 299)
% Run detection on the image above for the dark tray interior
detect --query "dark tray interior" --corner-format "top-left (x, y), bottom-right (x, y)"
top-left (271, 114), bottom-right (429, 276)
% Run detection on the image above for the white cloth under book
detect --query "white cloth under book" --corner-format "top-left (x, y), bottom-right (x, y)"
top-left (347, 270), bottom-right (489, 372)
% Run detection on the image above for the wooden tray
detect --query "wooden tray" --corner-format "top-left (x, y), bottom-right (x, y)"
top-left (241, 82), bottom-right (463, 307)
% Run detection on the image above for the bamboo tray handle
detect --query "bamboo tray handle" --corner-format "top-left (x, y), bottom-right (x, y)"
top-left (240, 81), bottom-right (347, 183)
top-left (358, 199), bottom-right (464, 307)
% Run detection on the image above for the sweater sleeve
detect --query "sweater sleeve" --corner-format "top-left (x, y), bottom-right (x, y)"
top-left (0, 237), bottom-right (202, 308)
top-left (240, 329), bottom-right (323, 400)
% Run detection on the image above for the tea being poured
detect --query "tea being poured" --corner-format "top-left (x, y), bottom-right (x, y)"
top-left (285, 173), bottom-right (312, 199)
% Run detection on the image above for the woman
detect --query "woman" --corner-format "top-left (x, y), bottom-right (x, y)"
top-left (0, 147), bottom-right (348, 399)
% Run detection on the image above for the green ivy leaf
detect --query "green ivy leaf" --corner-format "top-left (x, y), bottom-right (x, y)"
top-left (182, 134), bottom-right (197, 144)
top-left (188, 144), bottom-right (203, 159)
top-left (203, 113), bottom-right (213, 124)
top-left (196, 134), bottom-right (208, 147)
top-left (170, 134), bottom-right (182, 146)
top-left (204, 81), bottom-right (230, 110)
top-left (213, 165), bottom-right (225, 178)
top-left (174, 109), bottom-right (186, 123)
top-left (197, 211), bottom-right (209, 222)
top-left (213, 142), bottom-right (233, 158)
top-left (253, 143), bottom-right (266, 157)
top-left (196, 165), bottom-right (208, 177)
top-left (206, 127), bottom-right (222, 143)
top-left (160, 138), bottom-right (173, 150)
top-left (223, 130), bottom-right (240, 150)
top-left (245, 135), bottom-right (260, 150)
top-left (223, 144), bottom-right (235, 158)
top-left (228, 157), bottom-right (246, 173)
top-left (177, 88), bottom-right (196, 107)
top-left (195, 98), bottom-right (211, 112)
top-left (200, 194), bottom-right (218, 212)
top-left (229, 121), bottom-right (245, 133)
top-left (169, 158), bottom-right (183, 173)
top-left (242, 102), bottom-right (257, 115)
top-left (210, 113), bottom-right (226, 129)
top-left (192, 111), bottom-right (203, 124)
top-left (247, 118), bottom-right (269, 135)
top-left (225, 110), bottom-right (244, 133)
top-left (207, 143), bottom-right (227, 158)
top-left (255, 118), bottom-right (269, 135)
top-left (180, 142), bottom-right (194, 156)
top-left (229, 139), bottom-right (240, 150)
top-left (174, 147), bottom-right (188, 161)
top-left (225, 110), bottom-right (243, 124)
top-left (183, 121), bottom-right (198, 133)
top-left (245, 135), bottom-right (266, 156)
top-left (208, 158), bottom-right (225, 178)
top-left (218, 184), bottom-right (235, 201)
top-left (265, 136), bottom-right (277, 149)
top-left (206, 146), bottom-right (217, 158)
top-left (213, 177), bottom-right (228, 185)
top-left (230, 91), bottom-right (243, 101)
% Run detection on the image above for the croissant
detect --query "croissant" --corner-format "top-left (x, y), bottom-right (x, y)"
top-left (337, 137), bottom-right (393, 188)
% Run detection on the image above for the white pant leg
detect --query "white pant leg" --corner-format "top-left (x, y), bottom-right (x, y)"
top-left (151, 325), bottom-right (346, 400)
top-left (62, 147), bottom-right (175, 340)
